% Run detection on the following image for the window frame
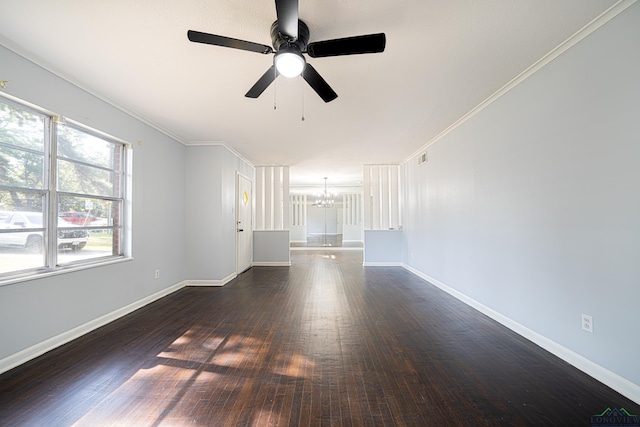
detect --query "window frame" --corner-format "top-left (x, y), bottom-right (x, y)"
top-left (0, 93), bottom-right (132, 285)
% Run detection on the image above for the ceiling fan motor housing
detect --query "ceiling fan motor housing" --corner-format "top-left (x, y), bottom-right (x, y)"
top-left (271, 20), bottom-right (309, 52)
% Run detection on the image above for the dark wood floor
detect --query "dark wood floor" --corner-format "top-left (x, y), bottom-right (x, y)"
top-left (0, 251), bottom-right (637, 426)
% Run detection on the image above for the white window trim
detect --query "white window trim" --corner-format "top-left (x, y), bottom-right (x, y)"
top-left (0, 93), bottom-right (132, 285)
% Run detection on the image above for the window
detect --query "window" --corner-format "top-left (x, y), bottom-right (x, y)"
top-left (0, 95), bottom-right (130, 280)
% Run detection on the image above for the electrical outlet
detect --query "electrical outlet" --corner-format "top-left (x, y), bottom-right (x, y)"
top-left (155, 269), bottom-right (160, 279)
top-left (581, 314), bottom-right (593, 333)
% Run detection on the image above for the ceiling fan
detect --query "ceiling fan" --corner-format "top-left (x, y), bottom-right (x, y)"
top-left (187, 0), bottom-right (386, 103)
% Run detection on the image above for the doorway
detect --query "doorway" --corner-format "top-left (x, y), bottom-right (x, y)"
top-left (289, 191), bottom-right (364, 249)
top-left (236, 173), bottom-right (252, 273)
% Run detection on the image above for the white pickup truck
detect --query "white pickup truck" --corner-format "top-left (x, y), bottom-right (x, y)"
top-left (0, 211), bottom-right (89, 252)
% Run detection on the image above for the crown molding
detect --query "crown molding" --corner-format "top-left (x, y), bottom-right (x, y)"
top-left (403, 0), bottom-right (637, 167)
top-left (0, 36), bottom-right (188, 146)
top-left (184, 141), bottom-right (255, 167)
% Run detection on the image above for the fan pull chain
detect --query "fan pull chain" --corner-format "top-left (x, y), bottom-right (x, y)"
top-left (301, 76), bottom-right (305, 122)
top-left (273, 67), bottom-right (278, 110)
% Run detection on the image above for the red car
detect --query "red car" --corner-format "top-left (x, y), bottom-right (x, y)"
top-left (59, 212), bottom-right (99, 226)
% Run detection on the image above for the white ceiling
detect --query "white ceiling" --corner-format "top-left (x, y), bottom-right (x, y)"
top-left (0, 0), bottom-right (618, 188)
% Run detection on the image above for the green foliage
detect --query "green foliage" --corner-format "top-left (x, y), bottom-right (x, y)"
top-left (1, 101), bottom-right (122, 217)
top-left (0, 101), bottom-right (45, 211)
top-left (57, 124), bottom-right (118, 198)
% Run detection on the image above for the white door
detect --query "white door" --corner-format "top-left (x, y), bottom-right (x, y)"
top-left (236, 173), bottom-right (252, 274)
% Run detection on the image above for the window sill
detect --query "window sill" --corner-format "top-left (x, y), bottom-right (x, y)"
top-left (0, 256), bottom-right (133, 288)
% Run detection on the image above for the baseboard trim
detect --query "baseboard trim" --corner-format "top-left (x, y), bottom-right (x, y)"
top-left (363, 261), bottom-right (404, 267)
top-left (0, 281), bottom-right (186, 375)
top-left (185, 273), bottom-right (236, 287)
top-left (290, 247), bottom-right (362, 251)
top-left (252, 262), bottom-right (292, 267)
top-left (402, 264), bottom-right (640, 405)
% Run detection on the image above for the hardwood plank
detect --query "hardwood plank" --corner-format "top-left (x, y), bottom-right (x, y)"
top-left (0, 250), bottom-right (638, 426)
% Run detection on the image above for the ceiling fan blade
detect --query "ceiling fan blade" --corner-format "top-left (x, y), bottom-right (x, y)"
top-left (275, 0), bottom-right (299, 40)
top-left (307, 33), bottom-right (386, 58)
top-left (245, 65), bottom-right (279, 98)
top-left (188, 30), bottom-right (273, 54)
top-left (302, 64), bottom-right (337, 103)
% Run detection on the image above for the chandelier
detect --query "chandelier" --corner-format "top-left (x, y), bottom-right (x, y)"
top-left (315, 177), bottom-right (335, 208)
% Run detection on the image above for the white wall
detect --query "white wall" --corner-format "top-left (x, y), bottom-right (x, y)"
top-left (184, 145), bottom-right (253, 282)
top-left (0, 44), bottom-right (186, 366)
top-left (289, 225), bottom-right (307, 242)
top-left (363, 230), bottom-right (402, 265)
top-left (308, 205), bottom-right (339, 234)
top-left (342, 225), bottom-right (362, 242)
top-left (401, 3), bottom-right (640, 398)
top-left (342, 193), bottom-right (363, 242)
top-left (253, 230), bottom-right (291, 266)
top-left (255, 166), bottom-right (289, 231)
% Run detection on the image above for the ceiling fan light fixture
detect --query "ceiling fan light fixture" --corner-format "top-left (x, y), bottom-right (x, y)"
top-left (274, 49), bottom-right (306, 78)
